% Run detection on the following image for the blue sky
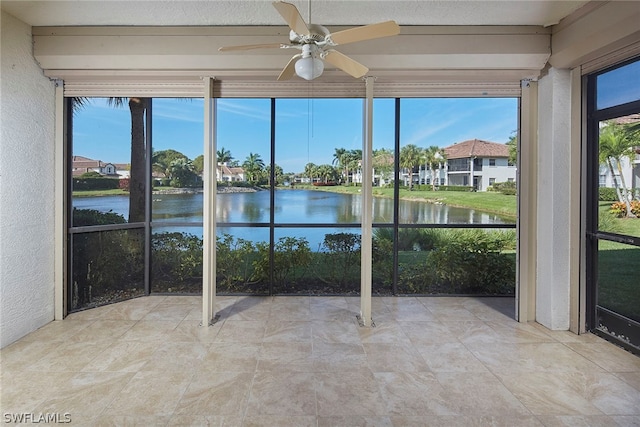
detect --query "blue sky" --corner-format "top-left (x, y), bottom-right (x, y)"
top-left (73, 97), bottom-right (517, 173)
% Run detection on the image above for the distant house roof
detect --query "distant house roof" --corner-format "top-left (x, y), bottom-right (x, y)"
top-left (444, 139), bottom-right (509, 160)
top-left (612, 113), bottom-right (640, 125)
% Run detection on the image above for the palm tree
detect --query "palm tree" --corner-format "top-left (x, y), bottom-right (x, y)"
top-left (242, 152), bottom-right (265, 185)
top-left (107, 97), bottom-right (149, 223)
top-left (423, 145), bottom-right (446, 191)
top-left (599, 121), bottom-right (637, 218)
top-left (169, 158), bottom-right (197, 187)
top-left (316, 164), bottom-right (339, 184)
top-left (332, 148), bottom-right (347, 182)
top-left (400, 144), bottom-right (422, 190)
top-left (217, 147), bottom-right (233, 164)
top-left (304, 162), bottom-right (318, 183)
top-left (373, 148), bottom-right (394, 186)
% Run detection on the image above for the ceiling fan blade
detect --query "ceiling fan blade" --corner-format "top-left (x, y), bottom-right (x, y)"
top-left (219, 43), bottom-right (290, 52)
top-left (277, 54), bottom-right (302, 81)
top-left (322, 50), bottom-right (369, 78)
top-left (328, 20), bottom-right (400, 46)
top-left (272, 1), bottom-right (310, 35)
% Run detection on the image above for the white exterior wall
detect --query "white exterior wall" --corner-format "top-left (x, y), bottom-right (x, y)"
top-left (478, 158), bottom-right (516, 191)
top-left (0, 11), bottom-right (56, 348)
top-left (535, 67), bottom-right (572, 330)
top-left (599, 157), bottom-right (635, 191)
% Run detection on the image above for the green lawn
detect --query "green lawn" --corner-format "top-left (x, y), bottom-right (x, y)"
top-left (298, 184), bottom-right (517, 219)
top-left (72, 188), bottom-right (129, 197)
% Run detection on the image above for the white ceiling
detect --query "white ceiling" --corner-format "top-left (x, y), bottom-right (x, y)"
top-left (2, 0), bottom-right (589, 27)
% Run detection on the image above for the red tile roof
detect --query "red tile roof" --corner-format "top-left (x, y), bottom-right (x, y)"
top-left (443, 139), bottom-right (509, 160)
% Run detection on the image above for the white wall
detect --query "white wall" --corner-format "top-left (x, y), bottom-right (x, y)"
top-left (1, 11), bottom-right (56, 348)
top-left (535, 67), bottom-right (572, 330)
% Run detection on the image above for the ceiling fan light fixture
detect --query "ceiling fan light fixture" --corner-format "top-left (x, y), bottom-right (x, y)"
top-left (295, 55), bottom-right (324, 80)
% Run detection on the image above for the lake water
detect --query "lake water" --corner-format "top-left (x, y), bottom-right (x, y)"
top-left (74, 189), bottom-right (513, 247)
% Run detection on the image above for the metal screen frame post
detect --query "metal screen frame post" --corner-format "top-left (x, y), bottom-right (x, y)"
top-left (202, 77), bottom-right (217, 326)
top-left (360, 76), bottom-right (375, 326)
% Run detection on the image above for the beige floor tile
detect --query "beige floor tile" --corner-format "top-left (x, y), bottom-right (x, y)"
top-left (201, 342), bottom-right (262, 372)
top-left (415, 342), bottom-right (489, 373)
top-left (19, 319), bottom-right (94, 342)
top-left (435, 372), bottom-right (531, 416)
top-left (316, 370), bottom-right (385, 416)
top-left (612, 415), bottom-right (640, 426)
top-left (24, 339), bottom-right (113, 372)
top-left (141, 341), bottom-right (209, 372)
top-left (497, 372), bottom-right (606, 416)
top-left (537, 415), bottom-right (622, 426)
top-left (426, 305), bottom-right (480, 321)
top-left (81, 340), bottom-right (160, 372)
top-left (65, 304), bottom-right (117, 320)
top-left (564, 342), bottom-right (640, 373)
top-left (615, 371), bottom-right (640, 391)
top-left (310, 297), bottom-right (353, 321)
top-left (466, 342), bottom-right (606, 373)
top-left (357, 321), bottom-right (413, 345)
top-left (227, 298), bottom-right (272, 321)
top-left (269, 296), bottom-right (311, 320)
top-left (120, 319), bottom-right (180, 341)
top-left (398, 321), bottom-right (460, 345)
top-left (0, 370), bottom-right (76, 413)
top-left (165, 318), bottom-right (223, 342)
top-left (215, 320), bottom-right (266, 343)
top-left (0, 339), bottom-right (67, 371)
top-left (246, 371), bottom-right (316, 416)
top-left (390, 415), bottom-right (544, 427)
top-left (105, 371), bottom-right (193, 416)
top-left (485, 320), bottom-right (558, 343)
top-left (100, 298), bottom-right (158, 320)
top-left (243, 415), bottom-right (317, 427)
top-left (174, 371), bottom-right (253, 416)
top-left (318, 416), bottom-right (393, 426)
top-left (312, 342), bottom-right (367, 371)
top-left (263, 320), bottom-right (312, 342)
top-left (68, 319), bottom-right (137, 342)
top-left (312, 320), bottom-right (361, 343)
top-left (35, 371), bottom-right (136, 416)
top-left (4, 295), bottom-right (638, 424)
top-left (166, 414), bottom-right (242, 427)
top-left (363, 342), bottom-right (430, 372)
top-left (375, 371), bottom-right (456, 416)
top-left (438, 319), bottom-right (501, 344)
top-left (258, 342), bottom-right (314, 372)
top-left (84, 414), bottom-right (171, 426)
top-left (142, 302), bottom-right (194, 322)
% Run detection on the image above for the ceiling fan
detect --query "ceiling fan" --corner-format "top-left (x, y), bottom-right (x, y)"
top-left (218, 1), bottom-right (400, 81)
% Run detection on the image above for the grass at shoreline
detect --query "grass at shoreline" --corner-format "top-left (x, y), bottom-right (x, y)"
top-left (295, 184), bottom-right (518, 219)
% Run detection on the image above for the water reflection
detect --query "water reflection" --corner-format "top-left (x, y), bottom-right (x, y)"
top-left (74, 189), bottom-right (513, 225)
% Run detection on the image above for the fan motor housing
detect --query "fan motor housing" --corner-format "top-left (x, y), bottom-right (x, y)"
top-left (289, 24), bottom-right (330, 44)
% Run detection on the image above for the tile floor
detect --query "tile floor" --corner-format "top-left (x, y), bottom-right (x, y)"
top-left (1, 295), bottom-right (639, 426)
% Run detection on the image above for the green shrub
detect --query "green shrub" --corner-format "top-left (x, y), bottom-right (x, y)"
top-left (599, 187), bottom-right (619, 201)
top-left (492, 181), bottom-right (517, 195)
top-left (316, 233), bottom-right (361, 289)
top-left (398, 229), bottom-right (516, 295)
top-left (73, 208), bottom-right (126, 226)
top-left (424, 229), bottom-right (516, 294)
top-left (254, 237), bottom-right (311, 290)
top-left (372, 235), bottom-right (393, 289)
top-left (216, 234), bottom-right (257, 291)
top-left (71, 209), bottom-right (143, 310)
top-left (73, 176), bottom-right (120, 191)
top-left (152, 232), bottom-right (203, 292)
